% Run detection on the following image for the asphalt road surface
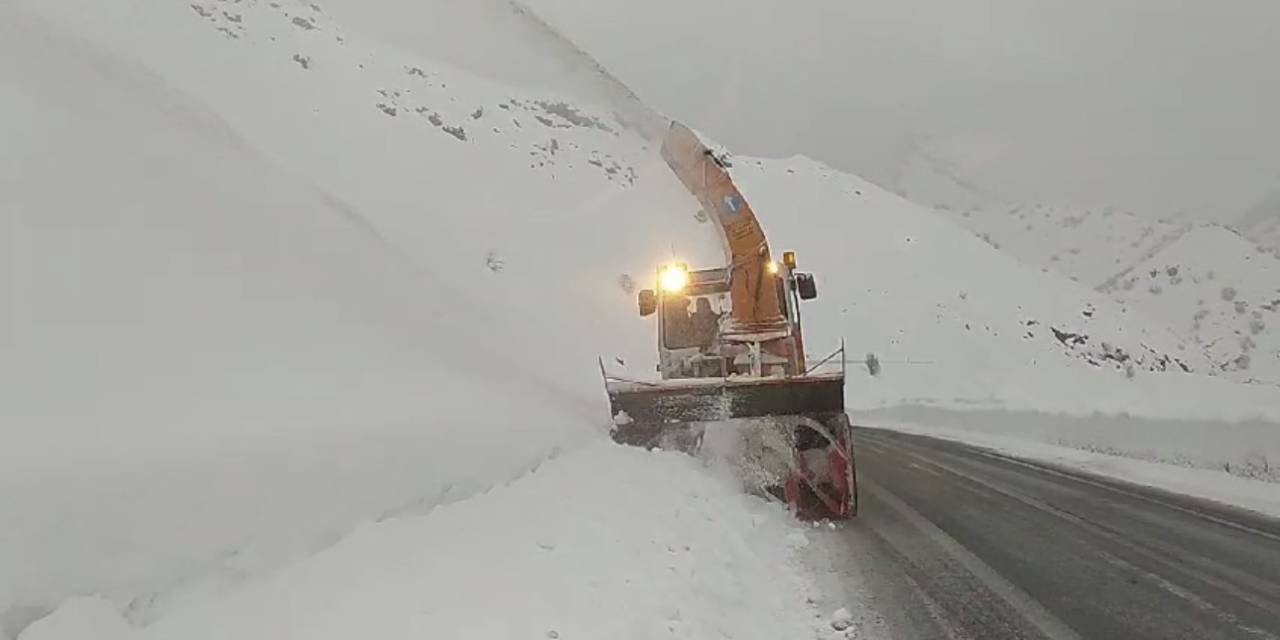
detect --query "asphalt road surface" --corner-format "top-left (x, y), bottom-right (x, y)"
top-left (803, 427), bottom-right (1280, 640)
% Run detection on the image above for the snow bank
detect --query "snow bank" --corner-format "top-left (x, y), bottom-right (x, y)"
top-left (858, 406), bottom-right (1280, 484)
top-left (1, 0), bottom-right (638, 625)
top-left (20, 444), bottom-right (822, 640)
top-left (1, 411), bottom-right (590, 629)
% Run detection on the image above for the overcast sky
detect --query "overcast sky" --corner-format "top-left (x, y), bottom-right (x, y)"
top-left (323, 0), bottom-right (1280, 221)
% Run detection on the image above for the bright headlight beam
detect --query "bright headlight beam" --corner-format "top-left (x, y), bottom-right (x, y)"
top-left (659, 265), bottom-right (689, 293)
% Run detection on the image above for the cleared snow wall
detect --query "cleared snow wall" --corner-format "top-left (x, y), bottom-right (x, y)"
top-left (856, 405), bottom-right (1280, 483)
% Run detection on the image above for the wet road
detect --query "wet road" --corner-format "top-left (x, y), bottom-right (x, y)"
top-left (802, 427), bottom-right (1280, 639)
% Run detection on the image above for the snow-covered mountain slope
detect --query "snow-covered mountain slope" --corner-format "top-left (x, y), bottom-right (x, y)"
top-left (720, 158), bottom-right (1280, 418)
top-left (940, 203), bottom-right (1189, 288)
top-left (1, 3), bottom-right (571, 462)
top-left (6, 0), bottom-right (1280, 637)
top-left (521, 0), bottom-right (1280, 220)
top-left (24, 0), bottom-right (713, 378)
top-left (1099, 226), bottom-right (1280, 383)
top-left (928, 194), bottom-right (1280, 384)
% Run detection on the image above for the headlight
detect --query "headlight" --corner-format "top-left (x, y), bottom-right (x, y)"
top-left (765, 260), bottom-right (780, 276)
top-left (659, 264), bottom-right (689, 293)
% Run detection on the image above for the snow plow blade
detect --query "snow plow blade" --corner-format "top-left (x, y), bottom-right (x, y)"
top-left (606, 374), bottom-right (844, 441)
top-left (603, 372), bottom-right (857, 520)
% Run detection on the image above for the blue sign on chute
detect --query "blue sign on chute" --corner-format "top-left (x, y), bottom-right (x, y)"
top-left (722, 194), bottom-right (742, 215)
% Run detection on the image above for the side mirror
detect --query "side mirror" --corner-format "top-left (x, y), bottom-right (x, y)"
top-left (796, 273), bottom-right (817, 300)
top-left (638, 289), bottom-right (657, 316)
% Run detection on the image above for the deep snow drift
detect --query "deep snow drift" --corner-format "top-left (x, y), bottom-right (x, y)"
top-left (861, 413), bottom-right (1280, 519)
top-left (1, 2), bottom-right (601, 628)
top-left (18, 445), bottom-right (827, 640)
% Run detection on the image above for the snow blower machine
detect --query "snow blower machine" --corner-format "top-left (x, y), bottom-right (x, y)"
top-left (602, 122), bottom-right (856, 520)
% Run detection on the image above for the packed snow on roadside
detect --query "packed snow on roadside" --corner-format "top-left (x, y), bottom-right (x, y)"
top-left (18, 444), bottom-right (828, 640)
top-left (859, 404), bottom-right (1280, 481)
top-left (861, 416), bottom-right (1280, 520)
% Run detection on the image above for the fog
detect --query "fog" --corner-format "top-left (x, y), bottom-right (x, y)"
top-left (322, 0), bottom-right (1280, 223)
top-left (523, 0), bottom-right (1280, 220)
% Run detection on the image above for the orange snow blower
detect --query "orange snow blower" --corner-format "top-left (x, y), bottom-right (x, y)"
top-left (602, 122), bottom-right (856, 520)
